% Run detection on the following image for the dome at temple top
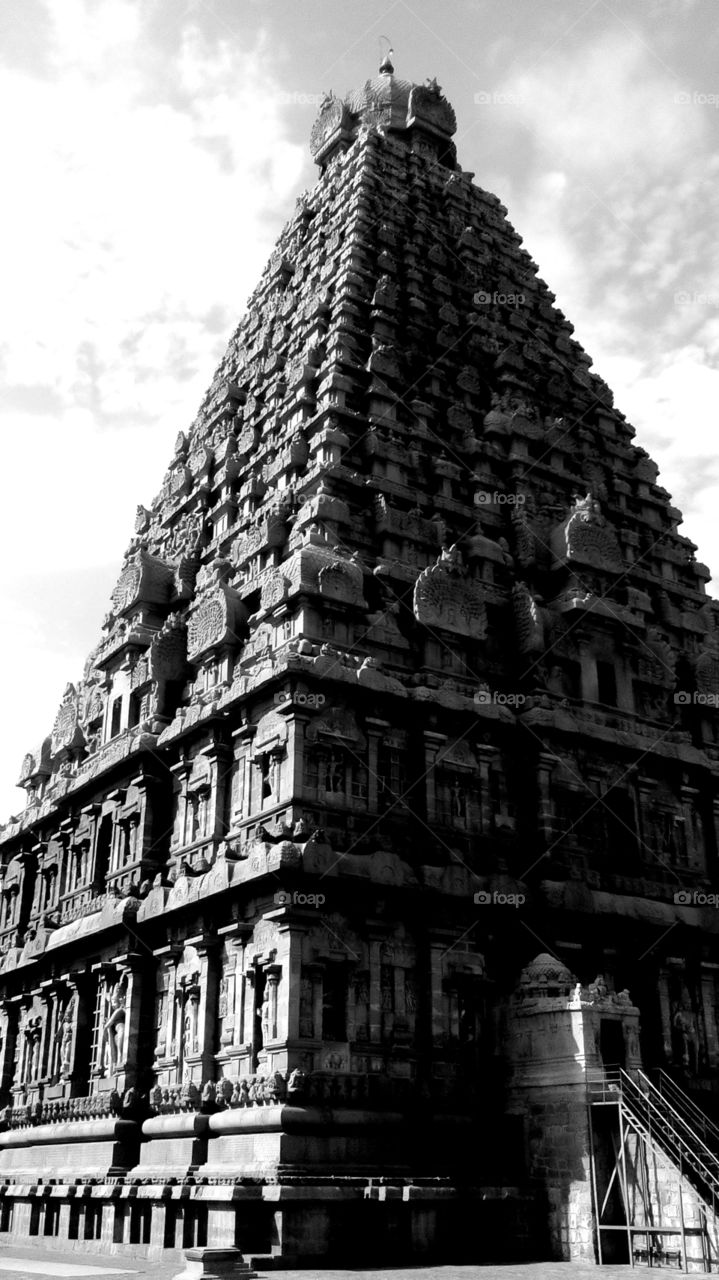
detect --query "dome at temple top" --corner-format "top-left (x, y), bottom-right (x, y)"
top-left (310, 57), bottom-right (457, 164)
top-left (516, 953), bottom-right (576, 997)
top-left (346, 71), bottom-right (417, 128)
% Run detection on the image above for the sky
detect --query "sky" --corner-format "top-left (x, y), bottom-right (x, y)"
top-left (0, 0), bottom-right (718, 821)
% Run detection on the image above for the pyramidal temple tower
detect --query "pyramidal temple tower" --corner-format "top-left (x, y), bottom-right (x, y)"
top-left (2, 58), bottom-right (719, 1271)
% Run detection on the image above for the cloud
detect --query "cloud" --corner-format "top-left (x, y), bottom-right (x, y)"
top-left (0, 0), bottom-right (306, 820)
top-left (483, 30), bottom-right (719, 592)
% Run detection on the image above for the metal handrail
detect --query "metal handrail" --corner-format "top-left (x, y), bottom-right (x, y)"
top-left (618, 1069), bottom-right (719, 1214)
top-left (654, 1068), bottom-right (719, 1148)
top-left (635, 1069), bottom-right (719, 1171)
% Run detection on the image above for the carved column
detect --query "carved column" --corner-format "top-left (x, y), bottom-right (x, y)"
top-left (193, 937), bottom-right (221, 1085)
top-left (230, 725), bottom-right (255, 825)
top-left (681, 784), bottom-right (703, 870)
top-left (64, 969), bottom-right (92, 1096)
top-left (0, 1002), bottom-right (18, 1106)
top-left (477, 744), bottom-right (500, 834)
top-left (657, 969), bottom-right (674, 1063)
top-left (700, 963), bottom-right (719, 1070)
top-left (170, 759), bottom-right (193, 851)
top-left (536, 751), bottom-right (557, 843)
top-left (38, 980), bottom-right (61, 1086)
top-left (202, 739), bottom-right (233, 842)
top-left (366, 719), bottom-right (390, 814)
top-left (423, 732), bottom-right (447, 824)
top-left (578, 640), bottom-right (598, 704)
top-left (368, 933), bottom-right (385, 1046)
top-left (115, 952), bottom-right (145, 1092)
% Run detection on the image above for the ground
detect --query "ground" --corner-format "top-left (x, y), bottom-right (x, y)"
top-left (0, 1250), bottom-right (712, 1280)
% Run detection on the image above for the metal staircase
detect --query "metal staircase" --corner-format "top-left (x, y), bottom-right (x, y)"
top-left (588, 1068), bottom-right (719, 1269)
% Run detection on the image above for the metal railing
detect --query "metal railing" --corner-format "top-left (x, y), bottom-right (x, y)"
top-left (590, 1067), bottom-right (719, 1223)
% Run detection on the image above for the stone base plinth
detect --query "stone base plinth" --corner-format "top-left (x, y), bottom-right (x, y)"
top-left (174, 1248), bottom-right (257, 1280)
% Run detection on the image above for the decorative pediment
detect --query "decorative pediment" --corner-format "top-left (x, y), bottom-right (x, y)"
top-left (18, 738), bottom-right (51, 785)
top-left (513, 582), bottom-right (545, 653)
top-left (51, 685), bottom-right (84, 756)
top-left (408, 82), bottom-right (457, 136)
top-left (305, 707), bottom-right (367, 750)
top-left (309, 94), bottom-right (354, 160)
top-left (318, 558), bottom-right (365, 605)
top-left (695, 646), bottom-right (719, 696)
top-left (636, 629), bottom-right (676, 688)
top-left (149, 613), bottom-right (187, 682)
top-left (111, 549), bottom-right (175, 615)
top-left (260, 570), bottom-right (289, 611)
top-left (186, 584), bottom-right (247, 661)
top-left (247, 918), bottom-right (280, 962)
top-left (552, 494), bottom-right (623, 574)
top-left (437, 739), bottom-right (477, 771)
top-left (413, 545), bottom-right (487, 639)
top-left (253, 708), bottom-right (289, 752)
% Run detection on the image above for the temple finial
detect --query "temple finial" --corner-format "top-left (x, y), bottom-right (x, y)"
top-left (379, 42), bottom-right (394, 75)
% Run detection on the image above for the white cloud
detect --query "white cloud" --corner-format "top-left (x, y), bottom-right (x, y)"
top-left (489, 31), bottom-right (719, 599)
top-left (0, 0), bottom-right (306, 820)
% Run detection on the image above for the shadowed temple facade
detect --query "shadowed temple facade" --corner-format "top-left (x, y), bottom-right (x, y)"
top-left (2, 57), bottom-right (719, 1271)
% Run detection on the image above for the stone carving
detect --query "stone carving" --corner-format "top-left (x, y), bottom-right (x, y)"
top-left (413, 546), bottom-right (487, 639)
top-left (513, 582), bottom-right (545, 653)
top-left (51, 685), bottom-right (83, 756)
top-left (552, 494), bottom-right (623, 573)
top-left (111, 549), bottom-right (175, 614)
top-left (695, 646), bottom-right (719, 697)
top-left (318, 559), bottom-right (365, 605)
top-left (60, 993), bottom-right (77, 1079)
top-left (101, 977), bottom-right (127, 1075)
top-left (187, 581), bottom-right (246, 661)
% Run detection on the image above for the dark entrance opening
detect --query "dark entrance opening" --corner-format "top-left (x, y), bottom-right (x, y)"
top-left (599, 1018), bottom-right (626, 1069)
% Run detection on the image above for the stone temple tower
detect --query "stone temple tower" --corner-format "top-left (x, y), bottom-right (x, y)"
top-left (1, 56), bottom-right (719, 1270)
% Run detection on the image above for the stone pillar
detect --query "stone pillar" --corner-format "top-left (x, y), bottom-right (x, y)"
top-left (578, 641), bottom-right (598, 704)
top-left (230, 726), bottom-right (255, 825)
top-left (366, 719), bottom-right (390, 813)
top-left (194, 939), bottom-right (221, 1085)
top-left (203, 740), bottom-right (233, 843)
top-left (282, 928), bottom-right (304, 1045)
top-left (38, 980), bottom-right (60, 1085)
top-left (477, 744), bottom-right (500, 833)
top-left (0, 1002), bottom-right (18, 1104)
top-left (64, 969), bottom-right (92, 1096)
top-left (536, 752), bottom-right (557, 843)
top-left (115, 952), bottom-right (145, 1092)
top-left (700, 964), bottom-right (719, 1070)
top-left (657, 969), bottom-right (674, 1062)
top-left (153, 947), bottom-right (182, 1077)
top-left (423, 732), bottom-right (446, 824)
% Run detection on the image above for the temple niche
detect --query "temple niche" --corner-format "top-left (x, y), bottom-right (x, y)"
top-left (0, 53), bottom-right (719, 1273)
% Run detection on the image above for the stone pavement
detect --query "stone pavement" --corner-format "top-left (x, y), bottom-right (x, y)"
top-left (0, 1250), bottom-right (715, 1280)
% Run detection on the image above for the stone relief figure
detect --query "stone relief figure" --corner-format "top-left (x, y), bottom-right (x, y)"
top-left (672, 1002), bottom-right (699, 1073)
top-left (101, 979), bottom-right (127, 1075)
top-left (60, 996), bottom-right (76, 1078)
top-left (260, 988), bottom-right (272, 1045)
top-left (183, 1012), bottom-right (194, 1061)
